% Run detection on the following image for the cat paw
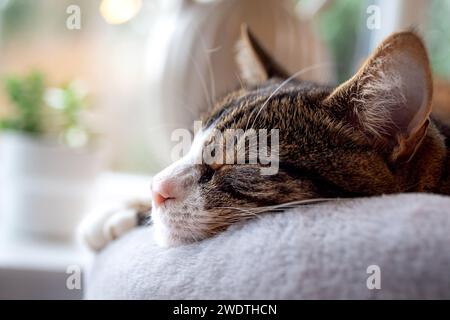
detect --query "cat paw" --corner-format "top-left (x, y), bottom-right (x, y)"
top-left (78, 207), bottom-right (139, 252)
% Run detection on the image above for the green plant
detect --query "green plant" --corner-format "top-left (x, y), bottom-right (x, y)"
top-left (45, 81), bottom-right (91, 147)
top-left (315, 0), bottom-right (364, 82)
top-left (1, 71), bottom-right (93, 147)
top-left (426, 0), bottom-right (450, 79)
top-left (1, 71), bottom-right (45, 134)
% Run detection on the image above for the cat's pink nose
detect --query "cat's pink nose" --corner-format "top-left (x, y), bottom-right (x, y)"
top-left (152, 179), bottom-right (175, 207)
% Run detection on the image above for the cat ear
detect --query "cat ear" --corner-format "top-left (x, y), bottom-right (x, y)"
top-left (236, 24), bottom-right (289, 86)
top-left (325, 31), bottom-right (433, 163)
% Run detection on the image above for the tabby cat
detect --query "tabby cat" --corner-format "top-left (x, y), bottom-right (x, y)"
top-left (81, 26), bottom-right (450, 250)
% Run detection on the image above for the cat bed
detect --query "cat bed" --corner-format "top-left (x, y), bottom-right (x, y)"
top-left (85, 193), bottom-right (450, 299)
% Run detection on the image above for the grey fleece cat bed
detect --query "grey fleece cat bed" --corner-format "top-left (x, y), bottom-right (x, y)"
top-left (85, 193), bottom-right (450, 299)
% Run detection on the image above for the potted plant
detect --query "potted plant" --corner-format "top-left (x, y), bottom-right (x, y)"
top-left (0, 71), bottom-right (103, 241)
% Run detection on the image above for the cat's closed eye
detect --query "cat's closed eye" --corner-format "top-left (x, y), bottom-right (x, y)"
top-left (199, 165), bottom-right (216, 184)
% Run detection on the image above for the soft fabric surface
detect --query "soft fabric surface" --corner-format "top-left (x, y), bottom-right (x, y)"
top-left (85, 193), bottom-right (450, 299)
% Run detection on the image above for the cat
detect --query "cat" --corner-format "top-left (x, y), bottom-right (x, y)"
top-left (80, 26), bottom-right (450, 250)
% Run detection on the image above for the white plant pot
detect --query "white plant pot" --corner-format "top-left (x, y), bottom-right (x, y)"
top-left (0, 133), bottom-right (103, 241)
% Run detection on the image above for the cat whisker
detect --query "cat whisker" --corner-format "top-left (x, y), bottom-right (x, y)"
top-left (235, 72), bottom-right (246, 91)
top-left (268, 198), bottom-right (340, 209)
top-left (245, 62), bottom-right (334, 131)
top-left (210, 206), bottom-right (262, 219)
top-left (242, 198), bottom-right (339, 215)
top-left (190, 53), bottom-right (214, 111)
top-left (211, 198), bottom-right (337, 217)
top-left (200, 37), bottom-right (217, 107)
top-left (213, 206), bottom-right (260, 215)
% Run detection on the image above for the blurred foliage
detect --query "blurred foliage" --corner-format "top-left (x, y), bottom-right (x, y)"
top-left (1, 71), bottom-right (92, 147)
top-left (45, 82), bottom-right (91, 147)
top-left (1, 71), bottom-right (45, 134)
top-left (0, 0), bottom-right (96, 42)
top-left (426, 0), bottom-right (450, 79)
top-left (313, 0), bottom-right (364, 82)
top-left (305, 0), bottom-right (450, 81)
top-left (0, 0), bottom-right (37, 39)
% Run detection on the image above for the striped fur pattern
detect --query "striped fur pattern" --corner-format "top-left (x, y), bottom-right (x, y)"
top-left (81, 28), bottom-right (450, 250)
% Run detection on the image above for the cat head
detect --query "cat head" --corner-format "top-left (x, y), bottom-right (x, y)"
top-left (151, 26), bottom-right (441, 247)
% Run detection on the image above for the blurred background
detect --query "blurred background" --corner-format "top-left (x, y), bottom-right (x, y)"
top-left (0, 0), bottom-right (449, 299)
